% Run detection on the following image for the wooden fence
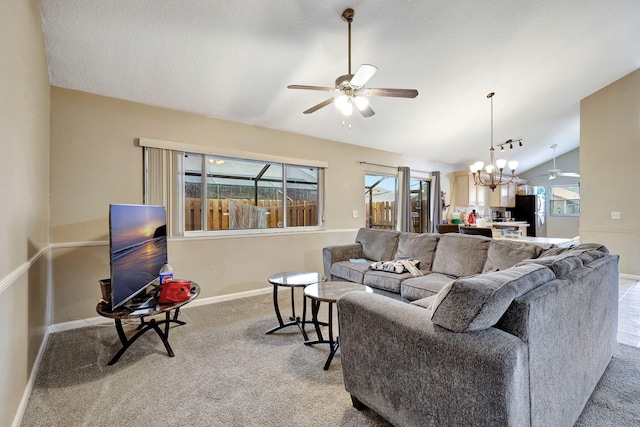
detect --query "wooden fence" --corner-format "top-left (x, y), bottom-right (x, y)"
top-left (366, 201), bottom-right (395, 229)
top-left (185, 198), bottom-right (318, 231)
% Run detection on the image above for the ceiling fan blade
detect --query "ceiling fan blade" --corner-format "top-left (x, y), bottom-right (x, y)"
top-left (303, 97), bottom-right (335, 114)
top-left (559, 172), bottom-right (580, 177)
top-left (287, 85), bottom-right (335, 92)
top-left (366, 88), bottom-right (419, 98)
top-left (357, 103), bottom-right (375, 118)
top-left (350, 64), bottom-right (378, 87)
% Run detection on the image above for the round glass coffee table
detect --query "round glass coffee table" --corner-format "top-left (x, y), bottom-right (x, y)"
top-left (265, 271), bottom-right (326, 340)
top-left (304, 281), bottom-right (373, 370)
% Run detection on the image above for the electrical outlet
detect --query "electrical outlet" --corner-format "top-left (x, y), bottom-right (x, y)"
top-left (352, 210), bottom-right (359, 218)
top-left (611, 211), bottom-right (621, 220)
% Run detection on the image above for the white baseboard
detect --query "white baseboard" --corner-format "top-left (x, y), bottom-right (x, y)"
top-left (12, 329), bottom-right (50, 427)
top-left (48, 286), bottom-right (273, 333)
top-left (620, 273), bottom-right (640, 281)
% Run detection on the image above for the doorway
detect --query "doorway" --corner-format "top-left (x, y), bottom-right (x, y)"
top-left (410, 179), bottom-right (431, 233)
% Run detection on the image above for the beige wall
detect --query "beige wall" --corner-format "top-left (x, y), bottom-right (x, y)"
top-left (581, 68), bottom-right (640, 275)
top-left (0, 0), bottom-right (50, 425)
top-left (519, 148), bottom-right (580, 238)
top-left (49, 87), bottom-right (459, 323)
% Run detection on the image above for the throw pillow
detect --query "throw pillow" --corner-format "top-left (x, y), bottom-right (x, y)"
top-left (430, 263), bottom-right (555, 332)
top-left (370, 259), bottom-right (421, 275)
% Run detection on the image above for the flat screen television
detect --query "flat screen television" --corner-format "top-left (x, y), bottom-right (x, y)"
top-left (109, 204), bottom-right (167, 310)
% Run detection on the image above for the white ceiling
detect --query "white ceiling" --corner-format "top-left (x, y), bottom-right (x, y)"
top-left (39, 0), bottom-right (640, 172)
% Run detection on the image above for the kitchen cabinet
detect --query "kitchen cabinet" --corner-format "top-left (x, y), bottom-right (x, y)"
top-left (488, 181), bottom-right (516, 208)
top-left (454, 172), bottom-right (485, 206)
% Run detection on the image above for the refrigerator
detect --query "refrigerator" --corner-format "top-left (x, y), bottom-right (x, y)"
top-left (507, 194), bottom-right (546, 237)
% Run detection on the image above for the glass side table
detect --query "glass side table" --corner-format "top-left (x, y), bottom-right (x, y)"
top-left (304, 281), bottom-right (373, 370)
top-left (265, 271), bottom-right (326, 340)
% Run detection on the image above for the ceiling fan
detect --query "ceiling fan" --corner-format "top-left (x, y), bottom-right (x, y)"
top-left (287, 8), bottom-right (418, 118)
top-left (546, 144), bottom-right (580, 180)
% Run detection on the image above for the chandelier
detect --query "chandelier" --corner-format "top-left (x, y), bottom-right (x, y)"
top-left (469, 92), bottom-right (520, 191)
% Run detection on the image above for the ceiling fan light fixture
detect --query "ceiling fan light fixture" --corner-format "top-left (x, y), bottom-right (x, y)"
top-left (287, 8), bottom-right (418, 118)
top-left (341, 100), bottom-right (353, 116)
top-left (335, 94), bottom-right (349, 110)
top-left (354, 96), bottom-right (369, 110)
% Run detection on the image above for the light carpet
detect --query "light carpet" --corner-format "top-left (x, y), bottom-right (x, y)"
top-left (20, 292), bottom-right (640, 426)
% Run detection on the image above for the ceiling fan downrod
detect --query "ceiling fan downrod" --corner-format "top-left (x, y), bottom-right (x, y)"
top-left (342, 8), bottom-right (354, 76)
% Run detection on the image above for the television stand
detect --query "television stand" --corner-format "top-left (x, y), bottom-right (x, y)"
top-left (96, 282), bottom-right (200, 365)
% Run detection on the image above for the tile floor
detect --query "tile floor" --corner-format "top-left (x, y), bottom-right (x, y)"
top-left (618, 278), bottom-right (640, 347)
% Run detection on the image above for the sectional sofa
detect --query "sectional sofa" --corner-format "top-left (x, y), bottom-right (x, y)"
top-left (324, 228), bottom-right (619, 426)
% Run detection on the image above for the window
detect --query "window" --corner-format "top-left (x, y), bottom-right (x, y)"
top-left (549, 184), bottom-right (580, 216)
top-left (140, 138), bottom-right (326, 236)
top-left (365, 174), bottom-right (397, 229)
top-left (183, 153), bottom-right (322, 232)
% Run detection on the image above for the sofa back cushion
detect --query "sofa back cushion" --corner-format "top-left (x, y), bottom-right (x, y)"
top-left (430, 263), bottom-right (555, 332)
top-left (539, 242), bottom-right (608, 258)
top-left (355, 228), bottom-right (401, 262)
top-left (394, 233), bottom-right (439, 271)
top-left (431, 233), bottom-right (491, 277)
top-left (483, 239), bottom-right (544, 273)
top-left (517, 251), bottom-right (584, 277)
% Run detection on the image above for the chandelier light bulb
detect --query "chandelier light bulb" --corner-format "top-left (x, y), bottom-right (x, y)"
top-left (485, 164), bottom-right (494, 174)
top-left (496, 159), bottom-right (507, 170)
top-left (508, 160), bottom-right (519, 171)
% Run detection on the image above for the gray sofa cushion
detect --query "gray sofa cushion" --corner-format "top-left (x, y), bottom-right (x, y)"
top-left (539, 242), bottom-right (608, 258)
top-left (576, 248), bottom-right (606, 264)
top-left (400, 273), bottom-right (455, 301)
top-left (394, 233), bottom-right (439, 271)
top-left (517, 252), bottom-right (584, 277)
top-left (431, 233), bottom-right (491, 277)
top-left (330, 260), bottom-right (372, 283)
top-left (410, 295), bottom-right (437, 311)
top-left (483, 239), bottom-right (544, 273)
top-left (364, 270), bottom-right (414, 294)
top-left (430, 263), bottom-right (556, 332)
top-left (355, 228), bottom-right (401, 262)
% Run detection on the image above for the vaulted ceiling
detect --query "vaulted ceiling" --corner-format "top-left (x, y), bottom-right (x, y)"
top-left (39, 1), bottom-right (640, 172)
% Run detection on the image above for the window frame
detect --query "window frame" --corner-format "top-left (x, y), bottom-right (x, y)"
top-left (548, 184), bottom-right (580, 217)
top-left (140, 138), bottom-right (326, 237)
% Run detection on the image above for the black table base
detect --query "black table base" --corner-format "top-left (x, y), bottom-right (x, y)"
top-left (304, 300), bottom-right (338, 371)
top-left (108, 308), bottom-right (185, 365)
top-left (265, 286), bottom-right (312, 340)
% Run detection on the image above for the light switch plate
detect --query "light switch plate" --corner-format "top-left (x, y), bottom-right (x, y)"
top-left (611, 211), bottom-right (621, 220)
top-left (352, 210), bottom-right (359, 218)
